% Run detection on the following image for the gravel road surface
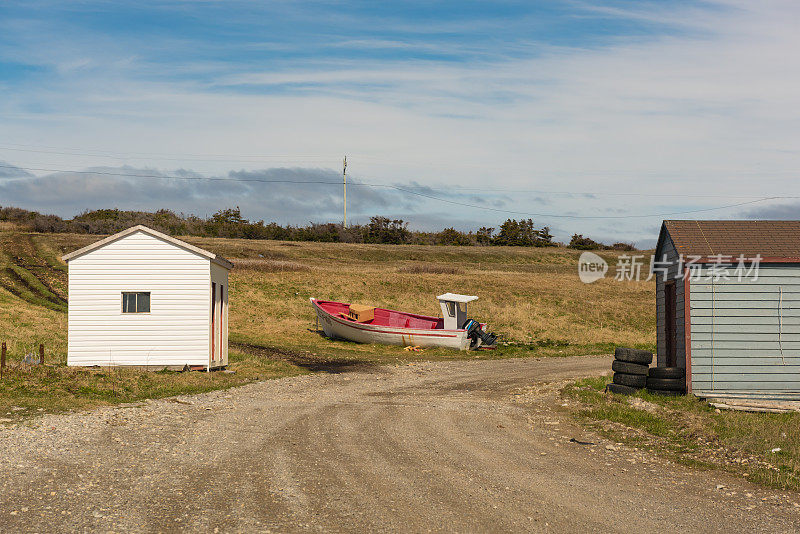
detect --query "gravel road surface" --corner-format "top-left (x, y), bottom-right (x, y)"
top-left (1, 355), bottom-right (798, 532)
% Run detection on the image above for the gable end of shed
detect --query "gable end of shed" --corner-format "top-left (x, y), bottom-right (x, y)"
top-left (61, 225), bottom-right (232, 269)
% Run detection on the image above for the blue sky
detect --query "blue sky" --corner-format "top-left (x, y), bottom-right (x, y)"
top-left (1, 1), bottom-right (799, 245)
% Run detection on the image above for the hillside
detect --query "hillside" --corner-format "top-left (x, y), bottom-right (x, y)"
top-left (0, 225), bottom-right (655, 413)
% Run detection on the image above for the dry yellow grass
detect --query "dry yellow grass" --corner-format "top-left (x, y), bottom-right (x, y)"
top-left (231, 258), bottom-right (310, 273)
top-left (230, 259), bottom-right (654, 354)
top-left (0, 229), bottom-right (655, 413)
top-left (396, 264), bottom-right (463, 275)
top-left (0, 288), bottom-right (66, 359)
top-left (198, 239), bottom-right (655, 358)
top-left (5, 231), bottom-right (657, 361)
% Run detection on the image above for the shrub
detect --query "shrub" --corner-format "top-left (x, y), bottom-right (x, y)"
top-left (476, 226), bottom-right (494, 245)
top-left (569, 234), bottom-right (602, 250)
top-left (609, 242), bottom-right (636, 251)
top-left (492, 219), bottom-right (555, 247)
top-left (0, 205), bottom-right (623, 249)
top-left (436, 227), bottom-right (473, 246)
top-left (362, 216), bottom-right (411, 244)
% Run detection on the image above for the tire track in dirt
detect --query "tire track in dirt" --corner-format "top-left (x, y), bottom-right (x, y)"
top-left (0, 356), bottom-right (799, 532)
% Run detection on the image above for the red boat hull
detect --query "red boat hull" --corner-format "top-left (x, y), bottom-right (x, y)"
top-left (311, 298), bottom-right (472, 350)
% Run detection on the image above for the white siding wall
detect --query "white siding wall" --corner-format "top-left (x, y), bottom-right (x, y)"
top-left (210, 262), bottom-right (229, 367)
top-left (690, 264), bottom-right (800, 396)
top-left (67, 231), bottom-right (211, 366)
top-left (656, 235), bottom-right (686, 368)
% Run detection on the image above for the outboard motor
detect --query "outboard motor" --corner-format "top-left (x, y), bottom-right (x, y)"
top-left (463, 319), bottom-right (497, 349)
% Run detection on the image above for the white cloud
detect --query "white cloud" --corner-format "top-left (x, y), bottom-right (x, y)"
top-left (0, 166), bottom-right (397, 223)
top-left (2, 1), bottom-right (800, 246)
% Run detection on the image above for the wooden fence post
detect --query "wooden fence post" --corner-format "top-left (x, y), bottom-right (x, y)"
top-left (39, 344), bottom-right (44, 365)
top-left (1, 342), bottom-right (6, 378)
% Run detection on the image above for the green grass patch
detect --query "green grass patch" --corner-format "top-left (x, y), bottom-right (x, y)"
top-left (562, 376), bottom-right (800, 491)
top-left (0, 229), bottom-right (655, 417)
top-left (31, 235), bottom-right (68, 273)
top-left (0, 349), bottom-right (306, 420)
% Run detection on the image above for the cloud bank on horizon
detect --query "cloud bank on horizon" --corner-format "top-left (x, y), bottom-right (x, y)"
top-left (1, 0), bottom-right (800, 246)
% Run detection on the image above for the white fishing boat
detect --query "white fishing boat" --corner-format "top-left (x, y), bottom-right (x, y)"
top-left (310, 293), bottom-right (496, 350)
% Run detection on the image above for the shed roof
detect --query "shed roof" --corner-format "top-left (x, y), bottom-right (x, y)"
top-left (62, 225), bottom-right (233, 269)
top-left (658, 220), bottom-right (800, 259)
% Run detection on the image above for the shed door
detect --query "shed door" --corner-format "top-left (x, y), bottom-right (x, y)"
top-left (220, 285), bottom-right (226, 364)
top-left (211, 282), bottom-right (216, 361)
top-left (665, 281), bottom-right (677, 367)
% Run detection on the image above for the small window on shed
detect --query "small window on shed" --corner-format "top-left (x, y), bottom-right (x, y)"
top-left (122, 292), bottom-right (150, 313)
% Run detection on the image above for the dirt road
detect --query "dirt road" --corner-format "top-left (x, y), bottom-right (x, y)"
top-left (1, 356), bottom-right (798, 532)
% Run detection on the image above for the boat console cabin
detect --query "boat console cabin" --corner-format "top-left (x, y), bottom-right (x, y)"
top-left (436, 293), bottom-right (478, 330)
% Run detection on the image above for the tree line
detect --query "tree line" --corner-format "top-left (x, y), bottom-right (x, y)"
top-left (0, 206), bottom-right (634, 249)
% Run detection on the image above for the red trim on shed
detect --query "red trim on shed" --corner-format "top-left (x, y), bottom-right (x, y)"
top-left (690, 256), bottom-right (800, 264)
top-left (683, 269), bottom-right (692, 394)
top-left (211, 282), bottom-right (216, 362)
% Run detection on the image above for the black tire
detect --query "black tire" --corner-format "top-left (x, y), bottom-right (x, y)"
top-left (648, 367), bottom-right (685, 379)
top-left (613, 372), bottom-right (647, 388)
top-left (612, 360), bottom-right (649, 376)
top-left (607, 383), bottom-right (638, 395)
top-left (646, 388), bottom-right (684, 397)
top-left (646, 377), bottom-right (686, 391)
top-left (614, 347), bottom-right (653, 365)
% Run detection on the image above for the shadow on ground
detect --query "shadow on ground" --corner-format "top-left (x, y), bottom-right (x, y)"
top-left (231, 341), bottom-right (380, 374)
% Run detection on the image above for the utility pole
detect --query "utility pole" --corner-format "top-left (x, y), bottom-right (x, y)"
top-left (342, 155), bottom-right (347, 228)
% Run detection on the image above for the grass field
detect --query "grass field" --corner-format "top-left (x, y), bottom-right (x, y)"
top-left (4, 226), bottom-right (799, 493)
top-left (563, 377), bottom-right (800, 492)
top-left (0, 228), bottom-right (655, 415)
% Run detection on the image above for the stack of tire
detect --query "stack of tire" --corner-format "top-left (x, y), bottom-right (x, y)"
top-left (646, 367), bottom-right (686, 396)
top-left (608, 348), bottom-right (652, 395)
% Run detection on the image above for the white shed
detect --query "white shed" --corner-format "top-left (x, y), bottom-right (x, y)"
top-left (62, 225), bottom-right (233, 369)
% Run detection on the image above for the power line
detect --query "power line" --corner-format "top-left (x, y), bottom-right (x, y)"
top-left (0, 162), bottom-right (794, 220)
top-left (0, 144), bottom-right (338, 162)
top-left (0, 163), bottom-right (328, 184)
top-left (434, 186), bottom-right (767, 199)
top-left (382, 185), bottom-right (783, 220)
top-left (14, 138), bottom-right (766, 180)
top-left (0, 143), bottom-right (793, 199)
top-left (0, 155), bottom-right (779, 201)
